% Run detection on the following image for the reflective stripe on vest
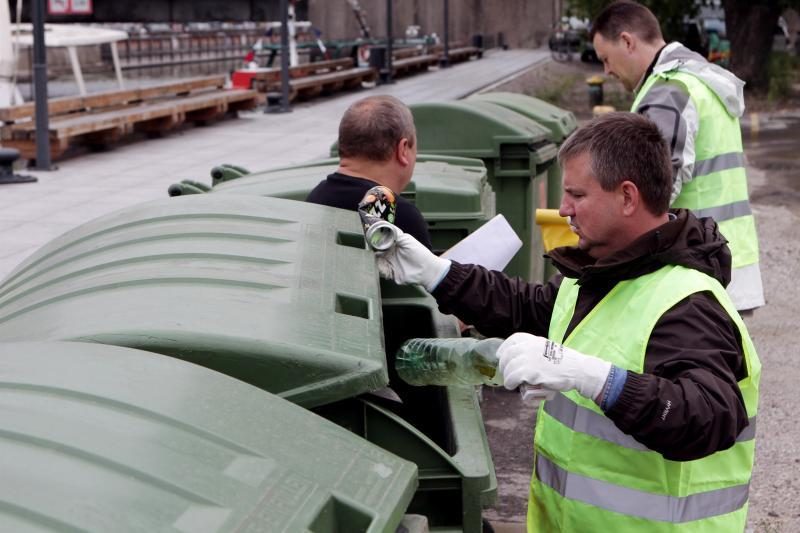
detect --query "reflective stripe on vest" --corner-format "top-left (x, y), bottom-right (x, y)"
top-left (693, 152), bottom-right (745, 179)
top-left (529, 266), bottom-right (761, 531)
top-left (543, 393), bottom-right (757, 451)
top-left (536, 453), bottom-right (751, 523)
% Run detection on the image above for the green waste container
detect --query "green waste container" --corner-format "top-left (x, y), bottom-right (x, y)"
top-left (0, 195), bottom-right (497, 533)
top-left (315, 281), bottom-right (497, 532)
top-left (468, 91), bottom-right (578, 209)
top-left (0, 341), bottom-right (417, 532)
top-left (409, 101), bottom-right (558, 282)
top-left (210, 156), bottom-right (495, 255)
top-left (468, 92), bottom-right (579, 280)
top-left (0, 195), bottom-right (388, 409)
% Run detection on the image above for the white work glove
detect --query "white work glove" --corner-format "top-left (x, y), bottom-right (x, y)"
top-left (376, 230), bottom-right (451, 292)
top-left (497, 332), bottom-right (612, 401)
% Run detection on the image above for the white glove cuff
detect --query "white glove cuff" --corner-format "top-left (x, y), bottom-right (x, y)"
top-left (576, 356), bottom-right (613, 400)
top-left (423, 258), bottom-right (452, 292)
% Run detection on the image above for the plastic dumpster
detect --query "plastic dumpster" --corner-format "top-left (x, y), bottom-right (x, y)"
top-left (409, 101), bottom-right (558, 282)
top-left (210, 156), bottom-right (495, 255)
top-left (468, 93), bottom-right (579, 281)
top-left (0, 195), bottom-right (497, 533)
top-left (315, 281), bottom-right (497, 532)
top-left (0, 195), bottom-right (387, 410)
top-left (0, 341), bottom-right (417, 532)
top-left (468, 91), bottom-right (578, 209)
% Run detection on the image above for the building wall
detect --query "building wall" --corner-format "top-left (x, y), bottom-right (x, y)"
top-left (10, 0), bottom-right (558, 47)
top-left (301, 0), bottom-right (557, 48)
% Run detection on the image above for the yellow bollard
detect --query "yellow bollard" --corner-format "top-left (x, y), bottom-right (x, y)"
top-left (592, 105), bottom-right (616, 116)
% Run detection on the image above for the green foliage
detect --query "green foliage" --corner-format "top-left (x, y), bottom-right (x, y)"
top-left (767, 51), bottom-right (799, 102)
top-left (565, 0), bottom-right (699, 42)
top-left (528, 73), bottom-right (583, 106)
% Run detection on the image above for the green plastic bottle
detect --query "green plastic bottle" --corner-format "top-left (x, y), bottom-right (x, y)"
top-left (396, 337), bottom-right (554, 400)
top-left (396, 337), bottom-right (504, 387)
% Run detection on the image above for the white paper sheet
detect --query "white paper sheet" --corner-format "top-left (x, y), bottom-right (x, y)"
top-left (440, 214), bottom-right (522, 272)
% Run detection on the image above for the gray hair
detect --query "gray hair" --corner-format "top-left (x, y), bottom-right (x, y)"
top-left (558, 112), bottom-right (672, 214)
top-left (338, 95), bottom-right (416, 161)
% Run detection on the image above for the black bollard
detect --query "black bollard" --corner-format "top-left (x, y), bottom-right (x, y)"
top-left (0, 148), bottom-right (37, 185)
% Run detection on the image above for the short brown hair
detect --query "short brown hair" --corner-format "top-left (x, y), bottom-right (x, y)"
top-left (338, 95), bottom-right (416, 161)
top-left (558, 112), bottom-right (672, 215)
top-left (590, 1), bottom-right (663, 44)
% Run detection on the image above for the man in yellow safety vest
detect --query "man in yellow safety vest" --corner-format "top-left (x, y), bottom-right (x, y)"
top-left (591, 0), bottom-right (763, 312)
top-left (377, 112), bottom-right (760, 531)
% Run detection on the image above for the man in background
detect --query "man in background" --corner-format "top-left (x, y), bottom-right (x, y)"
top-left (591, 0), bottom-right (764, 312)
top-left (306, 95), bottom-right (432, 249)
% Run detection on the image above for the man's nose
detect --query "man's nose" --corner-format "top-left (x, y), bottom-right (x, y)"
top-left (558, 199), bottom-right (573, 218)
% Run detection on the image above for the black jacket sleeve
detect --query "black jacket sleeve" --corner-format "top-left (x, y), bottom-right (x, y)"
top-left (431, 262), bottom-right (562, 338)
top-left (396, 199), bottom-right (433, 250)
top-left (605, 291), bottom-right (750, 461)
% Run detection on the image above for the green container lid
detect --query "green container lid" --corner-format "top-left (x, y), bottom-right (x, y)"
top-left (0, 341), bottom-right (417, 532)
top-left (409, 101), bottom-right (555, 164)
top-left (211, 157), bottom-right (492, 223)
top-left (0, 195), bottom-right (387, 409)
top-left (469, 92), bottom-right (579, 143)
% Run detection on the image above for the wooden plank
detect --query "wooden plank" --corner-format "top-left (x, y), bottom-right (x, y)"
top-left (186, 102), bottom-right (227, 123)
top-left (2, 138), bottom-right (69, 161)
top-left (3, 87), bottom-right (258, 160)
top-left (83, 126), bottom-right (127, 150)
top-left (284, 67), bottom-right (376, 92)
top-left (392, 54), bottom-right (439, 76)
top-left (244, 57), bottom-right (355, 88)
top-left (290, 68), bottom-right (376, 102)
top-left (444, 46), bottom-right (481, 63)
top-left (8, 89), bottom-right (258, 140)
top-left (392, 47), bottom-right (423, 60)
top-left (0, 76), bottom-right (226, 123)
top-left (135, 113), bottom-right (184, 136)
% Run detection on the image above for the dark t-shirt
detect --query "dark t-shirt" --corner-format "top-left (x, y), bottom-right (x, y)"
top-left (306, 172), bottom-right (433, 249)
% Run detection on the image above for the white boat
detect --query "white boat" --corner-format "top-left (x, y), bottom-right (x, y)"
top-left (1, 0), bottom-right (128, 106)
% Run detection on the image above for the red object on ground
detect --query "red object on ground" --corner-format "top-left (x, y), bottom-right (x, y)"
top-left (231, 70), bottom-right (261, 90)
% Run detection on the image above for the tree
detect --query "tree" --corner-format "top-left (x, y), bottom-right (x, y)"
top-left (568, 0), bottom-right (798, 92)
top-left (721, 0), bottom-right (796, 91)
top-left (566, 0), bottom-right (698, 42)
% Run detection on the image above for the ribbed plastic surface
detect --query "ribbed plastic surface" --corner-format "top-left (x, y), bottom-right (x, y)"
top-left (211, 157), bottom-right (491, 222)
top-left (409, 101), bottom-right (559, 281)
top-left (0, 195), bottom-right (386, 409)
top-left (0, 341), bottom-right (417, 532)
top-left (468, 92), bottom-right (579, 143)
top-left (211, 157), bottom-right (495, 255)
top-left (409, 100), bottom-right (552, 160)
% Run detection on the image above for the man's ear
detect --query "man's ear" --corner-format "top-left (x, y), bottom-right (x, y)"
top-left (397, 138), bottom-right (412, 166)
top-left (619, 180), bottom-right (639, 216)
top-left (619, 31), bottom-right (636, 53)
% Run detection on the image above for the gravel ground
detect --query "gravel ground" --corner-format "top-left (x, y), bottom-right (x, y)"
top-left (480, 56), bottom-right (800, 532)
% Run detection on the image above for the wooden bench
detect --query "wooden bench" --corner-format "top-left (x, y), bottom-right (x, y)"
top-left (232, 58), bottom-right (357, 92)
top-left (267, 66), bottom-right (377, 103)
top-left (443, 46), bottom-right (482, 64)
top-left (0, 76), bottom-right (259, 160)
top-left (392, 47), bottom-right (424, 60)
top-left (391, 53), bottom-right (440, 77)
top-left (424, 42), bottom-right (481, 64)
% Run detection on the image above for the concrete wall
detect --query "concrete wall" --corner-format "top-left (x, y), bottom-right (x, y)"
top-left (308, 0), bottom-right (558, 48)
